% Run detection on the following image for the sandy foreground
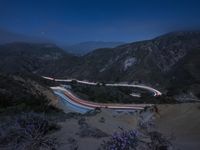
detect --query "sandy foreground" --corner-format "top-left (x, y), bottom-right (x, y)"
top-left (52, 103), bottom-right (200, 150)
top-left (52, 109), bottom-right (139, 150)
top-left (156, 103), bottom-right (200, 150)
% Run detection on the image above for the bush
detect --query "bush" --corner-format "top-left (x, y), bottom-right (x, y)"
top-left (101, 130), bottom-right (138, 150)
top-left (0, 113), bottom-right (59, 150)
top-left (101, 129), bottom-right (172, 150)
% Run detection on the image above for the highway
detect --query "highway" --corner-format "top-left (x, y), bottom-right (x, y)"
top-left (52, 86), bottom-right (152, 113)
top-left (42, 76), bottom-right (162, 113)
top-left (42, 76), bottom-right (162, 96)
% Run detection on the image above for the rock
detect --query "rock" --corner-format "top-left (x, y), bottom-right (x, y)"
top-left (67, 137), bottom-right (78, 150)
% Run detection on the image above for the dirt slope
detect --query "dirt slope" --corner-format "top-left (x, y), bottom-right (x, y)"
top-left (156, 103), bottom-right (200, 150)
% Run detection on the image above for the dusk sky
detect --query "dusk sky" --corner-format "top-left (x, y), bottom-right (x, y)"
top-left (1, 0), bottom-right (200, 44)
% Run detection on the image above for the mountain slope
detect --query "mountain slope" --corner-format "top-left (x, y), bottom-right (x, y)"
top-left (57, 32), bottom-right (200, 86)
top-left (42, 31), bottom-right (200, 98)
top-left (0, 42), bottom-right (78, 74)
top-left (0, 73), bottom-right (58, 112)
top-left (0, 32), bottom-right (200, 97)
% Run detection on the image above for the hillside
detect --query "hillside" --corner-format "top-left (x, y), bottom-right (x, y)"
top-left (45, 31), bottom-right (200, 99)
top-left (0, 42), bottom-right (78, 74)
top-left (0, 32), bottom-right (200, 98)
top-left (64, 32), bottom-right (200, 84)
top-left (0, 73), bottom-right (59, 113)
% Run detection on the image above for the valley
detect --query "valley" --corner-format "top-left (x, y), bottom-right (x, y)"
top-left (0, 31), bottom-right (200, 150)
top-left (42, 76), bottom-right (179, 114)
top-left (0, 31), bottom-right (199, 101)
top-left (1, 1), bottom-right (200, 149)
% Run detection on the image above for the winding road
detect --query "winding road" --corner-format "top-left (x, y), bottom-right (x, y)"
top-left (42, 76), bottom-right (162, 113)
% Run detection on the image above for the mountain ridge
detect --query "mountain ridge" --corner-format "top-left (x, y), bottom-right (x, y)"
top-left (0, 29), bottom-right (52, 44)
top-left (0, 31), bottom-right (200, 98)
top-left (63, 41), bottom-right (126, 55)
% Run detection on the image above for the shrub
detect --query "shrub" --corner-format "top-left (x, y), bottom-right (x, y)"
top-left (101, 130), bottom-right (138, 150)
top-left (0, 113), bottom-right (59, 150)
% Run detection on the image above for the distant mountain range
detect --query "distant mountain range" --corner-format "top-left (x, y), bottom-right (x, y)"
top-left (0, 31), bottom-right (199, 98)
top-left (0, 29), bottom-right (125, 55)
top-left (0, 29), bottom-right (52, 44)
top-left (62, 41), bottom-right (126, 55)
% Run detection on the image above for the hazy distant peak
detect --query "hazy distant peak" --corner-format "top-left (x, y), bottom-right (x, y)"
top-left (0, 28), bottom-right (52, 45)
top-left (63, 41), bottom-right (126, 55)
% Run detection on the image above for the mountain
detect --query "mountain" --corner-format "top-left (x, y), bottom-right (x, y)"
top-left (56, 32), bottom-right (200, 83)
top-left (0, 31), bottom-right (200, 97)
top-left (0, 29), bottom-right (52, 44)
top-left (41, 31), bottom-right (200, 97)
top-left (0, 29), bottom-right (124, 55)
top-left (63, 41), bottom-right (125, 55)
top-left (0, 42), bottom-right (77, 74)
top-left (0, 32), bottom-right (199, 150)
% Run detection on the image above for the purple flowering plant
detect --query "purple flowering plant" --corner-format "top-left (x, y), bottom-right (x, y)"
top-left (102, 129), bottom-right (138, 150)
